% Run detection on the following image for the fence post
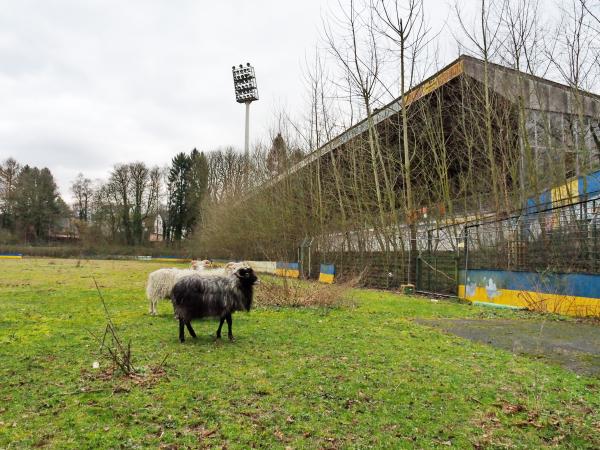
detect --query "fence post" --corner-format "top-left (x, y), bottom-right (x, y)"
top-left (427, 229), bottom-right (432, 254)
top-left (308, 242), bottom-right (311, 278)
top-left (594, 219), bottom-right (598, 273)
top-left (425, 254), bottom-right (432, 292)
top-left (454, 255), bottom-right (459, 295)
top-left (463, 226), bottom-right (469, 299)
top-left (434, 256), bottom-right (438, 293)
top-left (416, 256), bottom-right (421, 291)
top-left (593, 199), bottom-right (598, 273)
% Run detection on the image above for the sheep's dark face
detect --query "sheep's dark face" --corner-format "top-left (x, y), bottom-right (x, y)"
top-left (235, 267), bottom-right (259, 286)
top-left (234, 267), bottom-right (258, 311)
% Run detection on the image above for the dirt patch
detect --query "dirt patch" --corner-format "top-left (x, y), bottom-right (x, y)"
top-left (415, 318), bottom-right (600, 377)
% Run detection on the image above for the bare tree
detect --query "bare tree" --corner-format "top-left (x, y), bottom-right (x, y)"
top-left (454, 0), bottom-right (507, 212)
top-left (71, 173), bottom-right (93, 221)
top-left (206, 147), bottom-right (248, 203)
top-left (103, 162), bottom-right (161, 245)
top-left (548, 0), bottom-right (600, 178)
top-left (323, 0), bottom-right (395, 252)
top-left (495, 0), bottom-right (547, 198)
top-left (374, 0), bottom-right (431, 280)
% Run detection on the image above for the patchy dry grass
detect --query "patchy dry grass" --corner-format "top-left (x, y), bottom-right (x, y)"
top-left (0, 258), bottom-right (598, 448)
top-left (255, 276), bottom-right (357, 309)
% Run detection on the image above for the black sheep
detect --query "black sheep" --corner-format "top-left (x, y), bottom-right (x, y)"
top-left (170, 266), bottom-right (259, 342)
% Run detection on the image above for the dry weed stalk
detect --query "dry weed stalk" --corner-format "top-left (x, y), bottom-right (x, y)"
top-left (91, 278), bottom-right (136, 375)
top-left (256, 276), bottom-right (359, 308)
top-left (87, 279), bottom-right (173, 381)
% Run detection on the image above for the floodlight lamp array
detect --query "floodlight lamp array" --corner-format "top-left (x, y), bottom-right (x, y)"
top-left (232, 63), bottom-right (259, 103)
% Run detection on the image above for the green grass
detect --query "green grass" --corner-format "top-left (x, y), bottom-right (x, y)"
top-left (0, 258), bottom-right (598, 448)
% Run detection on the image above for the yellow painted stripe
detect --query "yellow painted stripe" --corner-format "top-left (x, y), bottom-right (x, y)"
top-left (458, 285), bottom-right (600, 317)
top-left (319, 273), bottom-right (334, 284)
top-left (0, 255), bottom-right (22, 259)
top-left (404, 60), bottom-right (463, 106)
top-left (275, 269), bottom-right (300, 278)
top-left (551, 178), bottom-right (579, 206)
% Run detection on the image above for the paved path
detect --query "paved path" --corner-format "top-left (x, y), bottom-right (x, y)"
top-left (416, 318), bottom-right (600, 377)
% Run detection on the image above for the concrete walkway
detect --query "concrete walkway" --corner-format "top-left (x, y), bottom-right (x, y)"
top-left (416, 318), bottom-right (600, 377)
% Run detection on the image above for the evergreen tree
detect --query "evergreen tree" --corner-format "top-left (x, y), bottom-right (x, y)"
top-left (166, 148), bottom-right (209, 241)
top-left (186, 149), bottom-right (209, 232)
top-left (0, 158), bottom-right (21, 231)
top-left (266, 133), bottom-right (304, 174)
top-left (167, 152), bottom-right (191, 241)
top-left (12, 166), bottom-right (64, 241)
top-left (266, 133), bottom-right (287, 174)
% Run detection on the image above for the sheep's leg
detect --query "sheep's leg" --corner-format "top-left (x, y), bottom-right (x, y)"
top-left (185, 321), bottom-right (197, 339)
top-left (179, 319), bottom-right (185, 343)
top-left (226, 313), bottom-right (233, 341)
top-left (216, 317), bottom-right (226, 339)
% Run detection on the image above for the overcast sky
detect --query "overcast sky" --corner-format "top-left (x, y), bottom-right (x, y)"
top-left (0, 0), bottom-right (336, 199)
top-left (2, 0), bottom-right (552, 202)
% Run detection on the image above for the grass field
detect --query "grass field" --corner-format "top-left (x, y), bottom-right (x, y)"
top-left (0, 258), bottom-right (599, 448)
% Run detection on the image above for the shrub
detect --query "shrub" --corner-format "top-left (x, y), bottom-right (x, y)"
top-left (255, 276), bottom-right (358, 308)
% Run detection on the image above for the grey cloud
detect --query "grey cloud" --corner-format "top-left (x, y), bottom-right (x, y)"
top-left (0, 0), bottom-right (460, 201)
top-left (0, 0), bottom-right (326, 200)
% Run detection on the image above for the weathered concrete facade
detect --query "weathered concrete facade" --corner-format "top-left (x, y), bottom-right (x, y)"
top-left (279, 55), bottom-right (600, 197)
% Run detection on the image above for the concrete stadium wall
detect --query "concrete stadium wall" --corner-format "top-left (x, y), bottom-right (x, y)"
top-left (247, 261), bottom-right (276, 274)
top-left (458, 269), bottom-right (600, 317)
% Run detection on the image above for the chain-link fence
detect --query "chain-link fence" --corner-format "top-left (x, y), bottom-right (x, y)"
top-left (306, 223), bottom-right (462, 293)
top-left (465, 196), bottom-right (600, 274)
top-left (415, 224), bottom-right (462, 295)
top-left (311, 250), bottom-right (412, 289)
top-left (279, 195), bottom-right (600, 296)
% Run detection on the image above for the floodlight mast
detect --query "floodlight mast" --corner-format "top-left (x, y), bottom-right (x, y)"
top-left (245, 102), bottom-right (250, 156)
top-left (232, 63), bottom-right (259, 159)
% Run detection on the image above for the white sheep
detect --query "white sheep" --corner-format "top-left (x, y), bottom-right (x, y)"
top-left (146, 267), bottom-right (200, 315)
top-left (193, 261), bottom-right (250, 277)
top-left (206, 261), bottom-right (250, 276)
top-left (146, 261), bottom-right (248, 315)
top-left (190, 259), bottom-right (212, 271)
